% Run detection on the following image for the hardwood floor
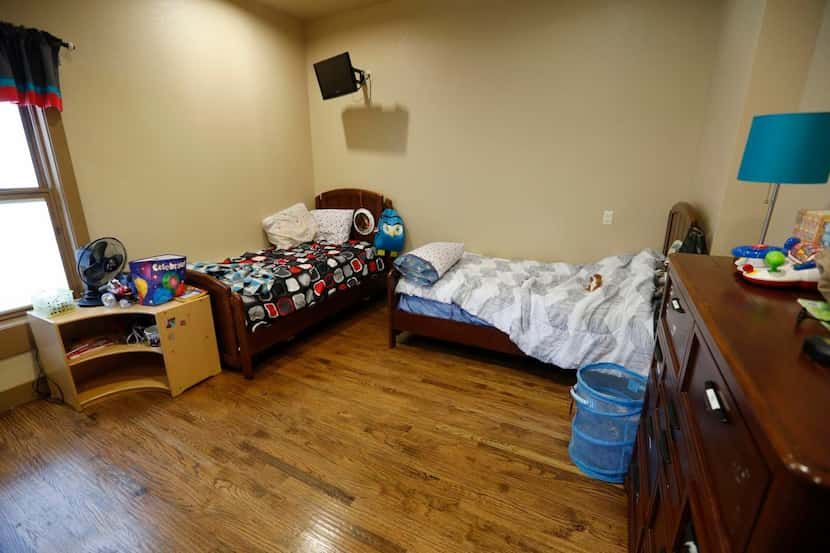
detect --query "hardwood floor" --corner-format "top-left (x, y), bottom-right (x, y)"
top-left (0, 302), bottom-right (627, 553)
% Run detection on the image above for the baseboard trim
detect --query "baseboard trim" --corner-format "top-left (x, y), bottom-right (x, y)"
top-left (0, 381), bottom-right (39, 412)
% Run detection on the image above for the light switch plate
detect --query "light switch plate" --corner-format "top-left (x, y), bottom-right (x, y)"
top-left (603, 210), bottom-right (614, 225)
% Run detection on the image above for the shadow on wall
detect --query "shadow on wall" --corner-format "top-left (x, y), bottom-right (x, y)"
top-left (342, 104), bottom-right (409, 154)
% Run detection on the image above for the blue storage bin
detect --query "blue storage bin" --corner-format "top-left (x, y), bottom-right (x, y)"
top-left (569, 362), bottom-right (646, 483)
top-left (569, 444), bottom-right (628, 484)
top-left (570, 386), bottom-right (640, 443)
top-left (576, 362), bottom-right (647, 412)
top-left (568, 427), bottom-right (634, 483)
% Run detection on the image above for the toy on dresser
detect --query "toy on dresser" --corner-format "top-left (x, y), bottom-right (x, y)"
top-left (734, 237), bottom-right (820, 289)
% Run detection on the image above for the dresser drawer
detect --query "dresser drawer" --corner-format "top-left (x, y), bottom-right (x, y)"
top-left (628, 433), bottom-right (647, 553)
top-left (649, 490), bottom-right (672, 553)
top-left (638, 526), bottom-right (653, 553)
top-left (681, 331), bottom-right (770, 551)
top-left (653, 333), bottom-right (667, 384)
top-left (661, 279), bottom-right (693, 367)
top-left (661, 354), bottom-right (689, 501)
top-left (655, 399), bottom-right (681, 519)
top-left (642, 407), bottom-right (660, 506)
top-left (642, 367), bottom-right (660, 501)
top-left (663, 383), bottom-right (689, 502)
top-left (644, 362), bottom-right (659, 422)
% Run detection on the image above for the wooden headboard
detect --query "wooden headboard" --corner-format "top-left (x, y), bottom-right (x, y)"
top-left (314, 188), bottom-right (392, 242)
top-left (663, 202), bottom-right (702, 255)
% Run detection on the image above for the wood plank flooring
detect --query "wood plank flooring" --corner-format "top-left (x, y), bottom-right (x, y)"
top-left (0, 302), bottom-right (627, 552)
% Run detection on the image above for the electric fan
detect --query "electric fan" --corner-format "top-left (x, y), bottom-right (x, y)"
top-left (75, 237), bottom-right (127, 307)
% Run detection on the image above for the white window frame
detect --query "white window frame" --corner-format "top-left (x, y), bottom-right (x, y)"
top-left (0, 105), bottom-right (82, 320)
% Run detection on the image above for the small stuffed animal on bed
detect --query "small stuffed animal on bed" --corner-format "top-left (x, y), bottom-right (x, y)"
top-left (374, 208), bottom-right (405, 257)
top-left (586, 274), bottom-right (603, 292)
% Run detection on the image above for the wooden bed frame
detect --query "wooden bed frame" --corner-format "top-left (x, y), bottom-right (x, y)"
top-left (388, 202), bottom-right (702, 357)
top-left (187, 188), bottom-right (391, 378)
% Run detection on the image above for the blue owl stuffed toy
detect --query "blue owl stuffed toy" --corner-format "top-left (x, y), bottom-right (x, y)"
top-left (374, 208), bottom-right (405, 257)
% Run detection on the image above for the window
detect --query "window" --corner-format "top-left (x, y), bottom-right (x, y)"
top-left (0, 103), bottom-right (80, 316)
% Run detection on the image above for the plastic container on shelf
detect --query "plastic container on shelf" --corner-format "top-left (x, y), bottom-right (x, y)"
top-left (31, 288), bottom-right (75, 318)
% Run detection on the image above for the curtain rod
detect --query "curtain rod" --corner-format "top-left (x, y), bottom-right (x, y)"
top-left (0, 21), bottom-right (76, 50)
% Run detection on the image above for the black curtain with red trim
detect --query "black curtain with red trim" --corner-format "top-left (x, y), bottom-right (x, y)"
top-left (0, 22), bottom-right (64, 111)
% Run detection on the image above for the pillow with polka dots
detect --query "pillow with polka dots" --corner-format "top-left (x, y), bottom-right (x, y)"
top-left (311, 209), bottom-right (354, 244)
top-left (394, 242), bottom-right (464, 287)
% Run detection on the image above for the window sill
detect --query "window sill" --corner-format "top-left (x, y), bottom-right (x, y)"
top-left (0, 304), bottom-right (31, 322)
top-left (0, 315), bottom-right (34, 360)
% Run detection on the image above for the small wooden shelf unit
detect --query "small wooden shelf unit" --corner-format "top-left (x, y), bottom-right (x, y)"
top-left (27, 295), bottom-right (221, 411)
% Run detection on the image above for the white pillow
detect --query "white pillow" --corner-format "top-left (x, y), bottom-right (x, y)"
top-left (394, 242), bottom-right (464, 286)
top-left (262, 203), bottom-right (317, 249)
top-left (311, 209), bottom-right (354, 244)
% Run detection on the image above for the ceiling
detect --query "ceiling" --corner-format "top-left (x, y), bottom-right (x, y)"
top-left (257, 0), bottom-right (386, 21)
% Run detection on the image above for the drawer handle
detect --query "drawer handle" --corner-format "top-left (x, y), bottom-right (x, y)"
top-left (659, 429), bottom-right (672, 465)
top-left (671, 297), bottom-right (684, 313)
top-left (704, 380), bottom-right (728, 423)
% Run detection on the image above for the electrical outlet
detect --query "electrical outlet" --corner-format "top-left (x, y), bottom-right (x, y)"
top-left (602, 210), bottom-right (614, 225)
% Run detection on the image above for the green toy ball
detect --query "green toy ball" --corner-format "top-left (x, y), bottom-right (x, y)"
top-left (764, 250), bottom-right (786, 272)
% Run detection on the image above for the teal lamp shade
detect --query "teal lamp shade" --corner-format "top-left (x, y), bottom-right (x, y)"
top-left (738, 112), bottom-right (830, 184)
top-left (737, 112), bottom-right (830, 244)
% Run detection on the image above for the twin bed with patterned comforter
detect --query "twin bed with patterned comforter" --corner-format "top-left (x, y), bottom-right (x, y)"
top-left (191, 241), bottom-right (384, 332)
top-left (186, 188), bottom-right (392, 378)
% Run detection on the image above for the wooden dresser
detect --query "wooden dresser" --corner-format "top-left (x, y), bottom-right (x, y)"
top-left (627, 254), bottom-right (830, 553)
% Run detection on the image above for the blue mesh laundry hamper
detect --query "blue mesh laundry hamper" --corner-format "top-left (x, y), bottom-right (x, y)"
top-left (569, 363), bottom-right (647, 483)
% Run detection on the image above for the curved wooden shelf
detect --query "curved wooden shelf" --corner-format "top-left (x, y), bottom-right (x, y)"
top-left (76, 364), bottom-right (170, 407)
top-left (29, 303), bottom-right (172, 324)
top-left (67, 343), bottom-right (163, 366)
top-left (27, 294), bottom-right (221, 411)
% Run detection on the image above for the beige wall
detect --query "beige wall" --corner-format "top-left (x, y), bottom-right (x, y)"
top-left (688, 0), bottom-right (766, 245)
top-left (306, 0), bottom-right (722, 263)
top-left (1, 0), bottom-right (314, 262)
top-left (0, 0), bottom-right (313, 399)
top-left (0, 353), bottom-right (37, 394)
top-left (766, 0), bottom-right (830, 244)
top-left (0, 352), bottom-right (39, 411)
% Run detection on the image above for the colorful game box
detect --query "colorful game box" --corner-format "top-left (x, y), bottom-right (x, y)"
top-left (794, 209), bottom-right (830, 245)
top-left (129, 254), bottom-right (187, 306)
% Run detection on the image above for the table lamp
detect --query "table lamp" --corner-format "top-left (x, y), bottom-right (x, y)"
top-left (737, 112), bottom-right (830, 244)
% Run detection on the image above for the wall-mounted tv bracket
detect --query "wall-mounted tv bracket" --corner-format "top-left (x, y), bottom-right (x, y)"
top-left (354, 67), bottom-right (370, 89)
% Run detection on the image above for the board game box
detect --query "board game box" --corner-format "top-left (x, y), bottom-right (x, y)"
top-left (129, 254), bottom-right (187, 306)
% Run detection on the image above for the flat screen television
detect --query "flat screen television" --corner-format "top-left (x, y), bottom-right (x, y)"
top-left (314, 52), bottom-right (361, 100)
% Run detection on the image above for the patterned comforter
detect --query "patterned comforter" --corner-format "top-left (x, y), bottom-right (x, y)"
top-left (191, 241), bottom-right (384, 332)
top-left (395, 250), bottom-right (663, 374)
